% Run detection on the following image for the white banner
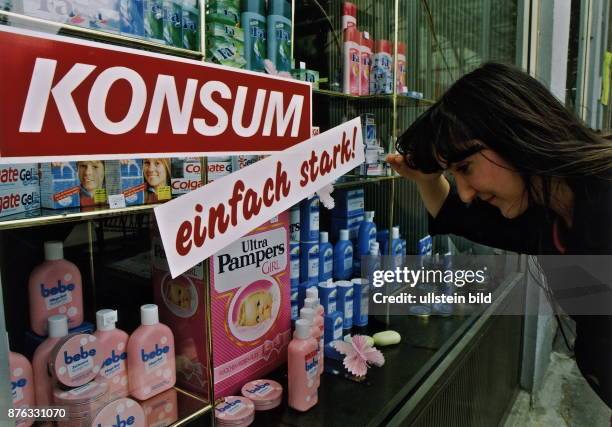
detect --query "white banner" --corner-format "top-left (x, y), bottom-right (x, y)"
top-left (154, 118), bottom-right (365, 278)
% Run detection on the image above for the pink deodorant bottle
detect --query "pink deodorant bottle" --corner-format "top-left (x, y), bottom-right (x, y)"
top-left (9, 343), bottom-right (36, 427)
top-left (127, 304), bottom-right (176, 400)
top-left (32, 315), bottom-right (68, 406)
top-left (94, 309), bottom-right (129, 400)
top-left (288, 319), bottom-right (318, 412)
top-left (28, 241), bottom-right (83, 336)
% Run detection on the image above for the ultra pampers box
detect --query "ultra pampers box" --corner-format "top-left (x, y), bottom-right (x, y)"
top-left (210, 212), bottom-right (290, 397)
top-left (40, 163), bottom-right (80, 209)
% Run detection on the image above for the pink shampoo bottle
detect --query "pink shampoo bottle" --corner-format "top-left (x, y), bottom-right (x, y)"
top-left (288, 319), bottom-right (318, 412)
top-left (32, 315), bottom-right (68, 406)
top-left (299, 307), bottom-right (323, 389)
top-left (9, 342), bottom-right (36, 427)
top-left (127, 304), bottom-right (176, 400)
top-left (94, 309), bottom-right (130, 400)
top-left (28, 241), bottom-right (83, 336)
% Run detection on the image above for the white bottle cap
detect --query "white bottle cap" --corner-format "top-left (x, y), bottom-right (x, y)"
top-left (294, 319), bottom-right (312, 340)
top-left (96, 309), bottom-right (118, 332)
top-left (140, 304), bottom-right (159, 326)
top-left (318, 281), bottom-right (336, 289)
top-left (48, 315), bottom-right (69, 338)
top-left (392, 226), bottom-right (400, 239)
top-left (365, 211), bottom-right (375, 221)
top-left (320, 232), bottom-right (328, 243)
top-left (300, 307), bottom-right (315, 322)
top-left (363, 31), bottom-right (370, 40)
top-left (304, 297), bottom-right (319, 310)
top-left (370, 241), bottom-right (380, 254)
top-left (306, 287), bottom-right (319, 300)
top-left (339, 229), bottom-right (349, 241)
top-left (44, 241), bottom-right (64, 261)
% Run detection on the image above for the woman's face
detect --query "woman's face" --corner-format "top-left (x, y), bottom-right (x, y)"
top-left (445, 147), bottom-right (528, 219)
top-left (78, 161), bottom-right (104, 192)
top-left (144, 159), bottom-right (168, 188)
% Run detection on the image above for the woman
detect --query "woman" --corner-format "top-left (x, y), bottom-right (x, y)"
top-left (387, 63), bottom-right (612, 410)
top-left (143, 158), bottom-right (171, 204)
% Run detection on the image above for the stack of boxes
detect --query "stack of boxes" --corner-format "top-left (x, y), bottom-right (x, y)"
top-left (205, 0), bottom-right (246, 68)
top-left (0, 164), bottom-right (41, 218)
top-left (21, 0), bottom-right (199, 50)
top-left (330, 188), bottom-right (364, 271)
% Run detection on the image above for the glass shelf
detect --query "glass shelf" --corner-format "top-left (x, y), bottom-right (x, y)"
top-left (0, 10), bottom-right (203, 59)
top-left (0, 204), bottom-right (160, 231)
top-left (171, 387), bottom-right (212, 427)
top-left (313, 88), bottom-right (436, 107)
top-left (334, 175), bottom-right (400, 189)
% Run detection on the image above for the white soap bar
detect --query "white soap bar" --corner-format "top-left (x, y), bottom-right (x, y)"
top-left (373, 330), bottom-right (401, 346)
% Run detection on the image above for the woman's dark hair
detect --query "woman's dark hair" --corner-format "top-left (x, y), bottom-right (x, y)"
top-left (396, 62), bottom-right (612, 208)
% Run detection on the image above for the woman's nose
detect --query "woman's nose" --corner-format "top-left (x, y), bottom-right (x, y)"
top-left (455, 175), bottom-right (477, 204)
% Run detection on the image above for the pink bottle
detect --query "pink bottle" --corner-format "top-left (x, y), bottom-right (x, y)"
top-left (288, 319), bottom-right (318, 412)
top-left (299, 307), bottom-right (323, 389)
top-left (28, 241), bottom-right (83, 336)
top-left (9, 346), bottom-right (36, 427)
top-left (94, 309), bottom-right (129, 400)
top-left (140, 388), bottom-right (178, 426)
top-left (127, 304), bottom-right (176, 400)
top-left (32, 314), bottom-right (68, 406)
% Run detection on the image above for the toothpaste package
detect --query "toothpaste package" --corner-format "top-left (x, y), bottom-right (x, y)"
top-left (39, 163), bottom-right (80, 209)
top-left (0, 188), bottom-right (40, 219)
top-left (77, 161), bottom-right (107, 206)
top-left (231, 155), bottom-right (261, 172)
top-left (207, 156), bottom-right (232, 182)
top-left (23, 0), bottom-right (89, 27)
top-left (171, 157), bottom-right (203, 196)
top-left (104, 160), bottom-right (146, 206)
top-left (120, 0), bottom-right (145, 38)
top-left (210, 212), bottom-right (290, 397)
top-left (0, 164), bottom-right (38, 191)
top-left (89, 0), bottom-right (120, 33)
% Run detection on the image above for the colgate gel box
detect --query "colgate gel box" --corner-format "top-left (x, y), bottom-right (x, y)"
top-left (0, 164), bottom-right (38, 190)
top-left (170, 157), bottom-right (203, 196)
top-left (151, 229), bottom-right (209, 398)
top-left (210, 212), bottom-right (290, 397)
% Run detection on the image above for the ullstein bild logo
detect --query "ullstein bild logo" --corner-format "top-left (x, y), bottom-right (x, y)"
top-left (0, 27), bottom-right (311, 161)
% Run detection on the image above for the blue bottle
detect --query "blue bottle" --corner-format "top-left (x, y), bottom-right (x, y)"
top-left (290, 285), bottom-right (299, 321)
top-left (352, 278), bottom-right (369, 327)
top-left (333, 229), bottom-right (353, 280)
top-left (376, 229), bottom-right (389, 255)
top-left (391, 226), bottom-right (403, 269)
top-left (266, 0), bottom-right (292, 73)
top-left (290, 241), bottom-right (300, 287)
top-left (356, 211), bottom-right (377, 274)
top-left (336, 281), bottom-right (354, 330)
top-left (318, 232), bottom-right (333, 283)
top-left (300, 195), bottom-right (319, 242)
top-left (300, 242), bottom-right (319, 283)
top-left (240, 0), bottom-right (266, 72)
top-left (318, 281), bottom-right (337, 314)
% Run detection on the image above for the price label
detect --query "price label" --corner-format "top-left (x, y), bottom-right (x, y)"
top-left (108, 194), bottom-right (126, 209)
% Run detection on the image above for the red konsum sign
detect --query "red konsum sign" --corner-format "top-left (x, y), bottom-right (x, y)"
top-left (0, 27), bottom-right (312, 163)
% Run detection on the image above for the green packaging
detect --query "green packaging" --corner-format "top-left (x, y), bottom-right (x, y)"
top-left (181, 0), bottom-right (199, 51)
top-left (206, 23), bottom-right (246, 68)
top-left (163, 0), bottom-right (183, 47)
top-left (145, 0), bottom-right (165, 44)
top-left (206, 0), bottom-right (239, 26)
top-left (305, 69), bottom-right (320, 89)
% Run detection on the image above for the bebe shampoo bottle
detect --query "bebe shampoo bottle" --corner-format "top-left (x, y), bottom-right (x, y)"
top-left (32, 315), bottom-right (68, 406)
top-left (94, 309), bottom-right (129, 400)
top-left (299, 308), bottom-right (322, 389)
top-left (28, 241), bottom-right (83, 336)
top-left (9, 342), bottom-right (36, 427)
top-left (127, 304), bottom-right (176, 400)
top-left (288, 319), bottom-right (318, 411)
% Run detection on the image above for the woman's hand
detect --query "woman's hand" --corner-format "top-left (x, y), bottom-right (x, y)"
top-left (385, 154), bottom-right (442, 183)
